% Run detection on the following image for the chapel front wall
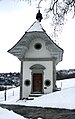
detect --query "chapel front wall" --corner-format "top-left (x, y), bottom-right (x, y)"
top-left (22, 61), bottom-right (53, 99)
top-left (25, 39), bottom-right (51, 58)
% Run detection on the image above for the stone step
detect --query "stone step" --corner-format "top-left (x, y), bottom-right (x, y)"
top-left (29, 94), bottom-right (42, 97)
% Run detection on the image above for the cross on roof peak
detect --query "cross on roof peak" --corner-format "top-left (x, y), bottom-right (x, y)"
top-left (36, 5), bottom-right (41, 11)
top-left (36, 5), bottom-right (43, 22)
top-left (36, 2), bottom-right (42, 10)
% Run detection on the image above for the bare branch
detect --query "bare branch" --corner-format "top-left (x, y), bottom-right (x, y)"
top-left (38, 0), bottom-right (43, 8)
top-left (7, 0), bottom-right (75, 39)
top-left (65, 0), bottom-right (73, 5)
top-left (50, 0), bottom-right (58, 11)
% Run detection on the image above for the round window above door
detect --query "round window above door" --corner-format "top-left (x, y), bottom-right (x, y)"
top-left (34, 43), bottom-right (42, 50)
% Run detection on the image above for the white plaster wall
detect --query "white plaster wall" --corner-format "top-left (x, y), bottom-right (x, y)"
top-left (22, 63), bottom-right (31, 99)
top-left (44, 62), bottom-right (53, 93)
top-left (22, 61), bottom-right (53, 98)
top-left (25, 39), bottom-right (50, 58)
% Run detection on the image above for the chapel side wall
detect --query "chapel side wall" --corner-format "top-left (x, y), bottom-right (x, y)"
top-left (44, 61), bottom-right (53, 93)
top-left (22, 61), bottom-right (53, 99)
top-left (20, 61), bottom-right (23, 99)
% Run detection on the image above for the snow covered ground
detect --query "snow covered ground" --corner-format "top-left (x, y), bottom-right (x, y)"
top-left (0, 78), bottom-right (75, 119)
top-left (26, 86), bottom-right (75, 109)
top-left (0, 87), bottom-right (27, 119)
top-left (18, 78), bottom-right (75, 109)
top-left (0, 107), bottom-right (27, 119)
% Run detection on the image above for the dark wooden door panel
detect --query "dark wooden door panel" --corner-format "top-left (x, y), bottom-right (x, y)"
top-left (33, 74), bottom-right (42, 93)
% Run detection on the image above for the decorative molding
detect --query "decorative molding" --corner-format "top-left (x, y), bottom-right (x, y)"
top-left (30, 64), bottom-right (46, 70)
top-left (20, 57), bottom-right (57, 61)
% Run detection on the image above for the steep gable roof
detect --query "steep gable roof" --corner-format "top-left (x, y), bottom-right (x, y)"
top-left (8, 21), bottom-right (64, 63)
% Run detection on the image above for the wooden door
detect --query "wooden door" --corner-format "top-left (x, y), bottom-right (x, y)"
top-left (33, 73), bottom-right (42, 93)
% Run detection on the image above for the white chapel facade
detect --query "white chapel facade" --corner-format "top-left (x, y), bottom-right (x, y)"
top-left (8, 11), bottom-right (64, 99)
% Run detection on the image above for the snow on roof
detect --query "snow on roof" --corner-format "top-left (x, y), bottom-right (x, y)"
top-left (27, 21), bottom-right (45, 32)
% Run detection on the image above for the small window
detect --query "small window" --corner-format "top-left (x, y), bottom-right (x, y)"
top-left (34, 43), bottom-right (42, 50)
top-left (24, 80), bottom-right (30, 86)
top-left (45, 80), bottom-right (51, 87)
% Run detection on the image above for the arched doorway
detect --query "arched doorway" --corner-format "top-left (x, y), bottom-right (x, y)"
top-left (30, 64), bottom-right (46, 94)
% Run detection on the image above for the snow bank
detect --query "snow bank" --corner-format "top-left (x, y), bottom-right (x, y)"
top-left (0, 78), bottom-right (75, 110)
top-left (0, 107), bottom-right (26, 119)
top-left (26, 86), bottom-right (75, 109)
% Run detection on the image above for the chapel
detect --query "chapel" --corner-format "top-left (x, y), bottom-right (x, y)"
top-left (8, 10), bottom-right (64, 99)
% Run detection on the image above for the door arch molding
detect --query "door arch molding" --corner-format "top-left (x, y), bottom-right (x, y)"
top-left (30, 64), bottom-right (46, 70)
top-left (30, 64), bottom-right (45, 94)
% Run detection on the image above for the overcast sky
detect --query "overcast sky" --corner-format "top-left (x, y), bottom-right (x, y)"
top-left (0, 0), bottom-right (75, 72)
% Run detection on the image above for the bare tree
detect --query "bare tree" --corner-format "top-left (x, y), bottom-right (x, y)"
top-left (15, 0), bottom-right (74, 39)
top-left (44, 0), bottom-right (75, 28)
top-left (1, 0), bottom-right (74, 41)
top-left (19, 0), bottom-right (75, 21)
